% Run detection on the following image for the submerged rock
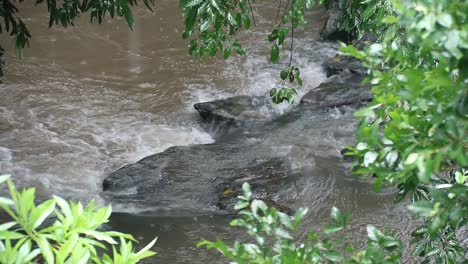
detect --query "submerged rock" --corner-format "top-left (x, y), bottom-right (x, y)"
top-left (323, 55), bottom-right (367, 77)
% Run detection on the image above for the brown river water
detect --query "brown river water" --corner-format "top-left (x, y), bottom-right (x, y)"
top-left (0, 1), bottom-right (414, 263)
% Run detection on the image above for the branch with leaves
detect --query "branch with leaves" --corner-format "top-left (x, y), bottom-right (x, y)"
top-left (180, 0), bottom-right (329, 104)
top-left (198, 182), bottom-right (402, 263)
top-left (0, 0), bottom-right (155, 78)
top-left (0, 175), bottom-right (157, 263)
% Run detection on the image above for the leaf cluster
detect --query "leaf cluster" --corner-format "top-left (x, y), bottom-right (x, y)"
top-left (180, 0), bottom-right (253, 58)
top-left (337, 0), bottom-right (395, 39)
top-left (341, 0), bottom-right (467, 262)
top-left (198, 182), bottom-right (401, 264)
top-left (0, 175), bottom-right (157, 264)
top-left (0, 0), bottom-right (154, 78)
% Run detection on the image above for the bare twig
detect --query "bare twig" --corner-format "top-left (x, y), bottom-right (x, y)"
top-left (247, 0), bottom-right (256, 26)
top-left (288, 20), bottom-right (294, 67)
top-left (279, 0), bottom-right (289, 26)
top-left (274, 0), bottom-right (282, 25)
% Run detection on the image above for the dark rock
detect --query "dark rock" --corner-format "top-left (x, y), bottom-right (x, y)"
top-left (320, 9), bottom-right (353, 43)
top-left (340, 148), bottom-right (356, 162)
top-left (351, 33), bottom-right (378, 50)
top-left (194, 95), bottom-right (270, 127)
top-left (103, 148), bottom-right (296, 215)
top-left (300, 73), bottom-right (372, 107)
top-left (213, 158), bottom-right (294, 214)
top-left (323, 55), bottom-right (367, 77)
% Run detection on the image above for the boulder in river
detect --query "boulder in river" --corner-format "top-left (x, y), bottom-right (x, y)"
top-left (323, 55), bottom-right (367, 77)
top-left (213, 157), bottom-right (294, 214)
top-left (194, 95), bottom-right (272, 130)
top-left (103, 145), bottom-right (296, 215)
top-left (320, 9), bottom-right (353, 43)
top-left (300, 73), bottom-right (372, 108)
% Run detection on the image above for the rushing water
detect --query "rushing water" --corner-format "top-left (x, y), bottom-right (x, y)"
top-left (0, 2), bottom-right (414, 263)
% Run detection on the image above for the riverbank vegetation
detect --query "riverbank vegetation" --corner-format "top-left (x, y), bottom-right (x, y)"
top-left (0, 0), bottom-right (466, 263)
top-left (0, 175), bottom-right (157, 263)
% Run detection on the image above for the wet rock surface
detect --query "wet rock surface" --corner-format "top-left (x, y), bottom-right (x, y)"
top-left (194, 96), bottom-right (271, 126)
top-left (213, 158), bottom-right (294, 215)
top-left (323, 55), bottom-right (367, 77)
top-left (320, 9), bottom-right (353, 43)
top-left (300, 73), bottom-right (372, 108)
top-left (103, 143), bottom-right (297, 215)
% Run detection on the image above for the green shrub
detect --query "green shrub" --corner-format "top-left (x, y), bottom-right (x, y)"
top-left (0, 175), bottom-right (157, 264)
top-left (341, 0), bottom-right (467, 262)
top-left (198, 183), bottom-right (402, 264)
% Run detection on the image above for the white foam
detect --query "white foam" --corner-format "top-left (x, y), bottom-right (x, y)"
top-left (189, 38), bottom-right (337, 116)
top-left (0, 147), bottom-right (12, 162)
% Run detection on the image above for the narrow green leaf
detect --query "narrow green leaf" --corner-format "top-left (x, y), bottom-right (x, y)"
top-left (270, 44), bottom-right (279, 62)
top-left (31, 199), bottom-right (56, 229)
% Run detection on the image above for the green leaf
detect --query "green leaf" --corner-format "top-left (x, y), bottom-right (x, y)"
top-left (0, 197), bottom-right (14, 206)
top-left (323, 224), bottom-right (343, 234)
top-left (227, 13), bottom-right (237, 27)
top-left (324, 251), bottom-right (343, 262)
top-left (234, 201), bottom-right (249, 210)
top-left (339, 45), bottom-right (365, 60)
top-left (36, 235), bottom-right (55, 264)
top-left (0, 221), bottom-right (16, 231)
top-left (270, 88), bottom-right (277, 97)
top-left (250, 200), bottom-right (267, 215)
top-left (185, 0), bottom-right (203, 8)
top-left (270, 44), bottom-right (279, 63)
top-left (288, 71), bottom-right (295, 83)
top-left (56, 233), bottom-right (79, 262)
top-left (354, 108), bottom-right (376, 119)
top-left (296, 76), bottom-right (303, 87)
top-left (330, 207), bottom-right (341, 223)
top-left (133, 237), bottom-right (158, 261)
top-left (0, 230), bottom-right (25, 239)
top-left (408, 201), bottom-right (434, 217)
top-left (200, 19), bottom-right (211, 32)
top-left (82, 230), bottom-right (117, 244)
top-left (31, 199), bottom-right (56, 229)
top-left (437, 13), bottom-right (453, 28)
top-left (275, 228), bottom-right (292, 239)
top-left (241, 182), bottom-right (252, 200)
top-left (367, 225), bottom-right (381, 242)
top-left (268, 29), bottom-right (278, 42)
top-left (363, 151), bottom-right (378, 167)
top-left (363, 5), bottom-right (376, 21)
top-left (280, 68), bottom-right (289, 80)
top-left (242, 14), bottom-right (251, 29)
top-left (278, 212), bottom-right (293, 229)
top-left (121, 2), bottom-right (135, 31)
top-left (382, 15), bottom-right (398, 24)
top-left (223, 47), bottom-right (231, 59)
top-left (0, 175), bottom-right (11, 185)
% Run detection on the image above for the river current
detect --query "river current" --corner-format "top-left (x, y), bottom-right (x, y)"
top-left (0, 2), bottom-right (413, 263)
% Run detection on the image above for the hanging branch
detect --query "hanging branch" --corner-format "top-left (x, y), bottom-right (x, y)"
top-left (274, 0), bottom-right (282, 25)
top-left (279, 0), bottom-right (289, 26)
top-left (248, 0), bottom-right (256, 27)
top-left (288, 19), bottom-right (294, 67)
